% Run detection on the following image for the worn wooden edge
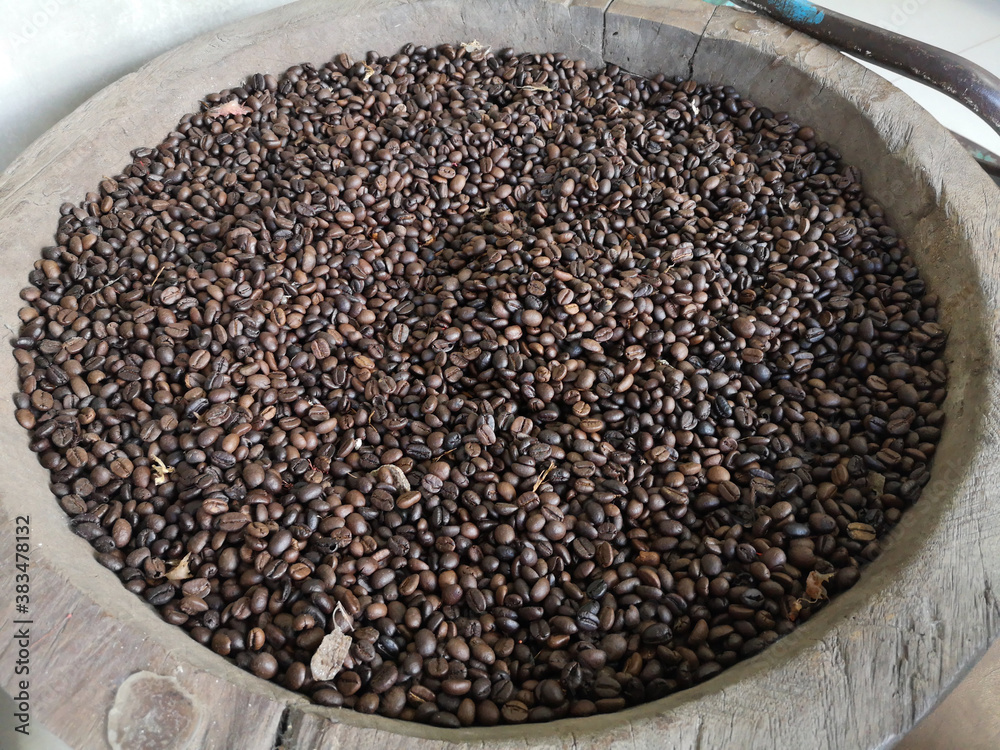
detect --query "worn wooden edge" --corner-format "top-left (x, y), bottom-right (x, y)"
top-left (0, 0), bottom-right (997, 748)
top-left (693, 10), bottom-right (1000, 747)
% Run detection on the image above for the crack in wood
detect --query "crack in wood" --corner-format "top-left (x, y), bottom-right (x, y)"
top-left (688, 4), bottom-right (720, 80)
top-left (600, 0), bottom-right (615, 64)
top-left (271, 705), bottom-right (292, 750)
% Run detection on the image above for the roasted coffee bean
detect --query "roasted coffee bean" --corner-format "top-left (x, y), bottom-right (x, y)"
top-left (251, 652), bottom-right (279, 680)
top-left (13, 43), bottom-right (947, 729)
top-left (111, 518), bottom-right (132, 548)
top-left (641, 623), bottom-right (673, 645)
top-left (371, 663), bottom-right (399, 694)
top-left (500, 700), bottom-right (529, 724)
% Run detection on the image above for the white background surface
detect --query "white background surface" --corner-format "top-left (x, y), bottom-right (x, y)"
top-left (0, 1), bottom-right (998, 748)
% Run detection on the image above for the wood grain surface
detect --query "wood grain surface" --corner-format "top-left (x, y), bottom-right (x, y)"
top-left (0, 0), bottom-right (997, 748)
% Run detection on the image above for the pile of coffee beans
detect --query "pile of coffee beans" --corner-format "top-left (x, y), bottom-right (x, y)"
top-left (12, 43), bottom-right (947, 727)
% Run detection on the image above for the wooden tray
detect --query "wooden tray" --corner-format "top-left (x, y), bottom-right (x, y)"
top-left (1, 0), bottom-right (998, 747)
